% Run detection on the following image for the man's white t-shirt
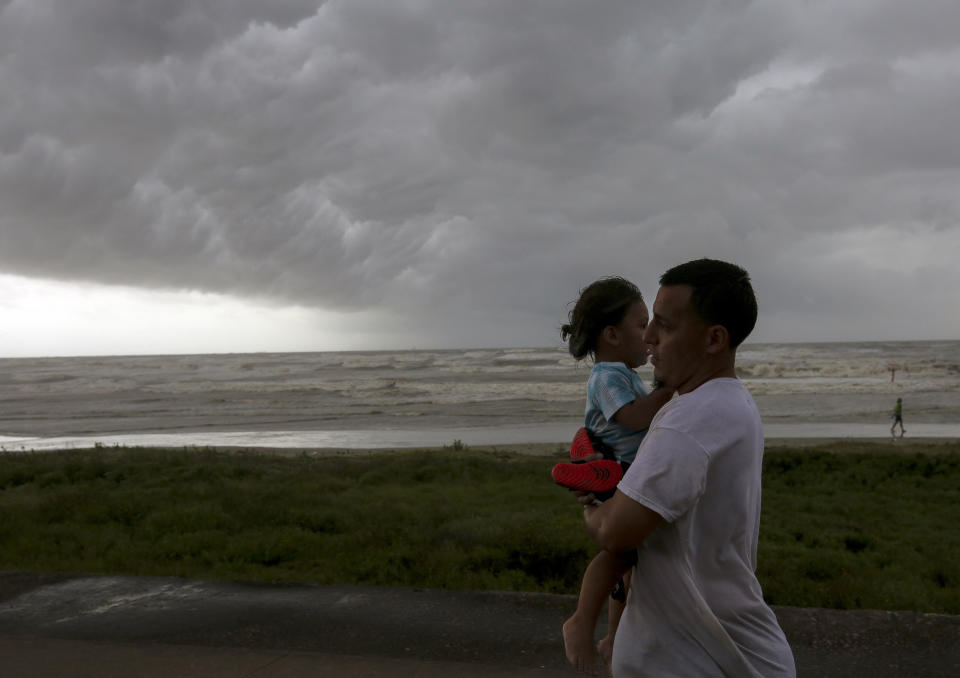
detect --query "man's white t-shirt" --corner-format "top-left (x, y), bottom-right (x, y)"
top-left (613, 378), bottom-right (796, 678)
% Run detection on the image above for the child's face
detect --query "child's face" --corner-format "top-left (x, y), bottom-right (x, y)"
top-left (614, 299), bottom-right (651, 369)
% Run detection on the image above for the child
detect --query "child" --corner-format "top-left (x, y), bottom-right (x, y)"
top-left (555, 276), bottom-right (673, 674)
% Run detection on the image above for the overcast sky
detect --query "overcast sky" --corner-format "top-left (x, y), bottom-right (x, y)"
top-left (2, 0), bottom-right (959, 357)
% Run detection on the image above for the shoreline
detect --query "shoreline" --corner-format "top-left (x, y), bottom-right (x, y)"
top-left (3, 421), bottom-right (960, 454)
top-left (2, 437), bottom-right (956, 458)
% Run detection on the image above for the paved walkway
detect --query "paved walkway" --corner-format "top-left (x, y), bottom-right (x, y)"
top-left (1, 572), bottom-right (958, 677)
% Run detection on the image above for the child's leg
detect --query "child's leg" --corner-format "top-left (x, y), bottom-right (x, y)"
top-left (563, 550), bottom-right (631, 675)
top-left (597, 574), bottom-right (630, 666)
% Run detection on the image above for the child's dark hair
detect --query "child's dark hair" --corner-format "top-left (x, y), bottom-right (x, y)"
top-left (659, 258), bottom-right (757, 348)
top-left (561, 277), bottom-right (643, 360)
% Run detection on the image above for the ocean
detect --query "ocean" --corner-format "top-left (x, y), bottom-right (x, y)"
top-left (1, 341), bottom-right (958, 451)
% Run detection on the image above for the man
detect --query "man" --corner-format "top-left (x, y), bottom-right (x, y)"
top-left (580, 258), bottom-right (795, 677)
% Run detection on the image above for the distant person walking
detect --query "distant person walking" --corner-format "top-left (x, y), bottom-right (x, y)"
top-left (891, 397), bottom-right (905, 438)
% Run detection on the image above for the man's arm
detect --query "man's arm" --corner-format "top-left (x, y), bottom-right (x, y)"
top-left (583, 489), bottom-right (664, 553)
top-left (611, 386), bottom-right (673, 431)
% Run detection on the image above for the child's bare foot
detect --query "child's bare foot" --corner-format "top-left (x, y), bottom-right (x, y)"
top-left (597, 633), bottom-right (615, 669)
top-left (562, 614), bottom-right (599, 675)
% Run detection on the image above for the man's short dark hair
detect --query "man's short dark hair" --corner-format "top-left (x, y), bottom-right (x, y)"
top-left (660, 258), bottom-right (757, 348)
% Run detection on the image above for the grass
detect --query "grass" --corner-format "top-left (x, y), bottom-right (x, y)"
top-left (758, 442), bottom-right (960, 612)
top-left (0, 442), bottom-right (957, 612)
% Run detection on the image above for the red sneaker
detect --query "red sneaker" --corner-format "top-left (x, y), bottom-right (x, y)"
top-left (551, 459), bottom-right (624, 493)
top-left (569, 427), bottom-right (597, 461)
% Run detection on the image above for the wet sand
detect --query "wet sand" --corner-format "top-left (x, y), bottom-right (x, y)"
top-left (4, 431), bottom-right (958, 457)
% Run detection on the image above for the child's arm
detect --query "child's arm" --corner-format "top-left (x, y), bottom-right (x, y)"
top-left (610, 385), bottom-right (673, 431)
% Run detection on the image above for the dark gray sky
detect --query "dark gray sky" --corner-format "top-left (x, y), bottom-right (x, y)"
top-left (2, 0), bottom-right (958, 356)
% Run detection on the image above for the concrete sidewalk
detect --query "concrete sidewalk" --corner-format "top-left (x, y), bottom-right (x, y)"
top-left (1, 572), bottom-right (958, 677)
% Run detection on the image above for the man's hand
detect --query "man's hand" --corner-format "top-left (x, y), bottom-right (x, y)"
top-left (572, 489), bottom-right (599, 506)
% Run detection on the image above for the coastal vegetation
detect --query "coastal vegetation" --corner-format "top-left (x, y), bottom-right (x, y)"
top-left (0, 442), bottom-right (957, 613)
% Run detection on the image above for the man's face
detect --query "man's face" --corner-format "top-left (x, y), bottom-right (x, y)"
top-left (643, 285), bottom-right (710, 393)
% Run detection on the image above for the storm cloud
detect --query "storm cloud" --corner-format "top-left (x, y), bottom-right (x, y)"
top-left (2, 0), bottom-right (959, 349)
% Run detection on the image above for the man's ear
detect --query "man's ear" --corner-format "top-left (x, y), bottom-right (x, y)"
top-left (704, 325), bottom-right (729, 354)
